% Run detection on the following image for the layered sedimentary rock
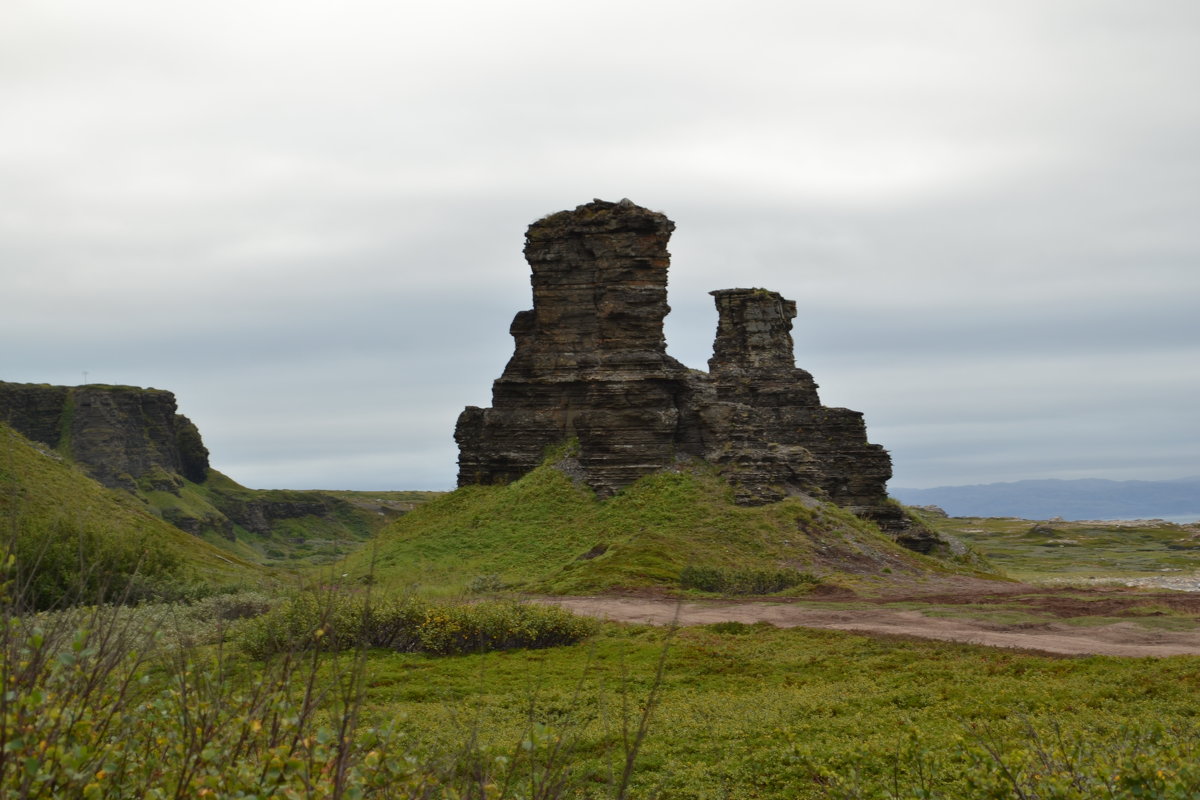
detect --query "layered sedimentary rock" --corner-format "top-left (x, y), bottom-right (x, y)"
top-left (456, 199), bottom-right (911, 534)
top-left (455, 199), bottom-right (693, 493)
top-left (697, 289), bottom-right (899, 528)
top-left (0, 381), bottom-right (209, 489)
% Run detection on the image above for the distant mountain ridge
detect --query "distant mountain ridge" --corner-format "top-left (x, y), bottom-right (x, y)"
top-left (892, 478), bottom-right (1200, 521)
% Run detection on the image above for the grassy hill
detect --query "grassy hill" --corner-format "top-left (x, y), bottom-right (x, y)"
top-left (129, 467), bottom-right (440, 566)
top-left (347, 457), bottom-right (995, 596)
top-left (0, 423), bottom-right (261, 608)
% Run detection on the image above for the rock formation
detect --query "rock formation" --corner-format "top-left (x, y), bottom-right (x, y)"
top-left (0, 381), bottom-right (209, 490)
top-left (456, 199), bottom-right (914, 538)
top-left (0, 381), bottom-right (403, 547)
top-left (455, 199), bottom-right (693, 493)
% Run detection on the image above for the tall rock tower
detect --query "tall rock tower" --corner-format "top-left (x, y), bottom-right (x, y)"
top-left (456, 199), bottom-right (910, 537)
top-left (455, 198), bottom-right (693, 494)
top-left (701, 288), bottom-right (894, 517)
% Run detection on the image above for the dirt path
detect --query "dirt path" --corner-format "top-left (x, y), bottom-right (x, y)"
top-left (543, 594), bottom-right (1200, 657)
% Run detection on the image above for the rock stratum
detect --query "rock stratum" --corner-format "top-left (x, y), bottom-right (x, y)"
top-left (456, 199), bottom-right (918, 542)
top-left (0, 381), bottom-right (209, 491)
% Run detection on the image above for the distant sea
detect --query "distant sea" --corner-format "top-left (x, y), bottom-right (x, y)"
top-left (892, 478), bottom-right (1200, 521)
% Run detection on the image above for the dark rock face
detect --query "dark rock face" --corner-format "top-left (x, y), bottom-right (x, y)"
top-left (456, 199), bottom-right (908, 533)
top-left (219, 497), bottom-right (336, 536)
top-left (456, 199), bottom-right (693, 494)
top-left (699, 289), bottom-right (896, 521)
top-left (0, 382), bottom-right (210, 490)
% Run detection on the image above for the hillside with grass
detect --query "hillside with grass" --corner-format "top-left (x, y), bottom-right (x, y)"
top-left (348, 456), bottom-right (995, 596)
top-left (0, 380), bottom-right (438, 566)
top-left (134, 467), bottom-right (439, 566)
top-left (0, 422), bottom-right (261, 608)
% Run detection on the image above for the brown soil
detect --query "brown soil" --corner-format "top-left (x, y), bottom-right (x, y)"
top-left (540, 582), bottom-right (1200, 657)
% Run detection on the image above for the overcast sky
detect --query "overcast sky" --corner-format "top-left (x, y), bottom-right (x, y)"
top-left (3, 1), bottom-right (1197, 491)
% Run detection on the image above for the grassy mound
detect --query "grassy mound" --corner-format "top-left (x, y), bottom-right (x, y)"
top-left (348, 460), bottom-right (995, 596)
top-left (0, 423), bottom-right (260, 608)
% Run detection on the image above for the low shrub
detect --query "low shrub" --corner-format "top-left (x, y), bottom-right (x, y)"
top-left (466, 573), bottom-right (507, 594)
top-left (415, 600), bottom-right (596, 655)
top-left (235, 591), bottom-right (596, 658)
top-left (680, 565), bottom-right (820, 594)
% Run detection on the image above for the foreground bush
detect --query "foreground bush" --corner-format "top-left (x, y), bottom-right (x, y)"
top-left (0, 603), bottom-right (589, 798)
top-left (235, 591), bottom-right (597, 658)
top-left (0, 561), bottom-right (623, 799)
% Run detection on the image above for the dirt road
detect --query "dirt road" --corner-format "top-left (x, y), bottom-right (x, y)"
top-left (544, 589), bottom-right (1200, 657)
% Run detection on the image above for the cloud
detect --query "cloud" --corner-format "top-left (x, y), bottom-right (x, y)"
top-left (2, 0), bottom-right (1197, 490)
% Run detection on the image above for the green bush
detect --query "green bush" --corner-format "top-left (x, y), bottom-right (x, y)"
top-left (415, 599), bottom-right (596, 655)
top-left (235, 590), bottom-right (596, 658)
top-left (680, 565), bottom-right (819, 594)
top-left (9, 514), bottom-right (186, 610)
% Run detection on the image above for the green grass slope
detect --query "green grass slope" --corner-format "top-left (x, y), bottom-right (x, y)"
top-left (349, 459), bottom-right (995, 596)
top-left (1, 423), bottom-right (261, 608)
top-left (921, 513), bottom-right (1200, 584)
top-left (121, 466), bottom-right (439, 566)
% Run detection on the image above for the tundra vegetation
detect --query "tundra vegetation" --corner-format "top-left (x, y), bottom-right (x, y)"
top-left (4, 423), bottom-right (1200, 798)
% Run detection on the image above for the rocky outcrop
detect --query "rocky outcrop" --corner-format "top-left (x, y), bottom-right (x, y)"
top-left (217, 496), bottom-right (337, 536)
top-left (455, 199), bottom-right (694, 493)
top-left (0, 382), bottom-right (209, 490)
top-left (0, 381), bottom-right (399, 548)
top-left (697, 289), bottom-right (896, 518)
top-left (456, 199), bottom-right (912, 535)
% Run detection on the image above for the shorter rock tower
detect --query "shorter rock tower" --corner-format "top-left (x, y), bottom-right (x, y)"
top-left (455, 199), bottom-right (903, 531)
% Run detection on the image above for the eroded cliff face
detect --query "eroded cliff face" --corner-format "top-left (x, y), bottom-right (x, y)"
top-left (0, 382), bottom-right (209, 490)
top-left (456, 199), bottom-right (909, 534)
top-left (0, 381), bottom-right (401, 549)
top-left (455, 199), bottom-right (694, 493)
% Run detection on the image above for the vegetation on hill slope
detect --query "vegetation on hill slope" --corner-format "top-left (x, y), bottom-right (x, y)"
top-left (125, 466), bottom-right (440, 566)
top-left (9, 418), bottom-right (1200, 798)
top-left (0, 423), bottom-right (259, 608)
top-left (349, 458), bottom-right (995, 596)
top-left (919, 513), bottom-right (1200, 584)
top-left (0, 380), bottom-right (439, 566)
